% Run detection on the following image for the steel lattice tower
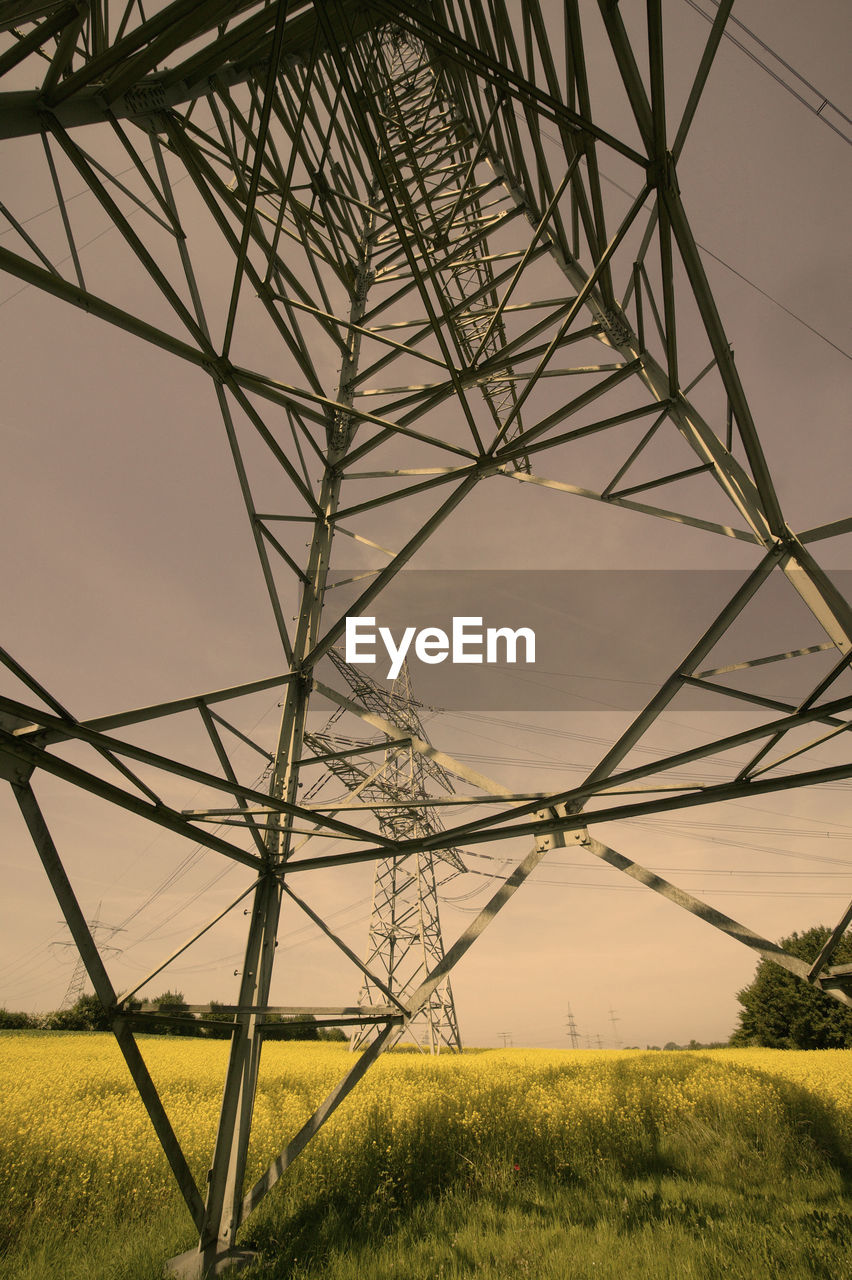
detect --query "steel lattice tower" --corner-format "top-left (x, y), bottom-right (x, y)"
top-left (306, 650), bottom-right (464, 1054)
top-left (1, 3), bottom-right (851, 1276)
top-left (55, 902), bottom-right (123, 1008)
top-left (565, 1004), bottom-right (580, 1049)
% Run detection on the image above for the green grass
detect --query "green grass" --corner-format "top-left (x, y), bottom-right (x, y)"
top-left (236, 1163), bottom-right (852, 1280)
top-left (2, 1046), bottom-right (852, 1279)
top-left (5, 1168), bottom-right (852, 1280)
top-left (236, 1059), bottom-right (852, 1280)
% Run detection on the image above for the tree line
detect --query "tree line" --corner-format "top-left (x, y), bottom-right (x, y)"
top-left (0, 989), bottom-right (347, 1040)
top-left (3, 926), bottom-right (851, 1046)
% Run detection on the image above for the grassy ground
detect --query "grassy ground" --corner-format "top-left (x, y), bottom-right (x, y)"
top-left (1, 1038), bottom-right (851, 1279)
top-left (236, 1159), bottom-right (852, 1280)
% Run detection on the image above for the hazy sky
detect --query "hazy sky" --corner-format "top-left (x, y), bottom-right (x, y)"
top-left (1, 0), bottom-right (851, 1050)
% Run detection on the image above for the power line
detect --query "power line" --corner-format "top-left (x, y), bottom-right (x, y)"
top-left (0, 160), bottom-right (155, 239)
top-left (592, 164), bottom-right (852, 364)
top-left (689, 237), bottom-right (852, 363)
top-left (682, 0), bottom-right (852, 148)
top-left (0, 171), bottom-right (192, 311)
top-left (524, 108), bottom-right (852, 364)
top-left (451, 858), bottom-right (851, 899)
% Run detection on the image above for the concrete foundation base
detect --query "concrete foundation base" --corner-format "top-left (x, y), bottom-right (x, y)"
top-left (165, 1246), bottom-right (258, 1278)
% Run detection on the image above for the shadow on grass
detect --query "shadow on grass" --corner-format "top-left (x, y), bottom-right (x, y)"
top-left (238, 1056), bottom-right (852, 1280)
top-left (239, 1165), bottom-right (852, 1280)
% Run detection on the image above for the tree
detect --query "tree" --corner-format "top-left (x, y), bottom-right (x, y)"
top-left (73, 992), bottom-right (112, 1031)
top-left (317, 1026), bottom-right (347, 1042)
top-left (730, 926), bottom-right (852, 1048)
top-left (42, 992), bottom-right (112, 1031)
top-left (662, 1039), bottom-right (727, 1051)
top-left (149, 990), bottom-right (197, 1035)
top-left (0, 1008), bottom-right (37, 1030)
top-left (205, 1001), bottom-right (235, 1039)
top-left (263, 1014), bottom-right (319, 1041)
top-left (202, 1008), bottom-right (346, 1041)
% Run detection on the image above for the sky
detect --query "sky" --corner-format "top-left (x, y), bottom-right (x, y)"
top-left (1, 0), bottom-right (851, 1050)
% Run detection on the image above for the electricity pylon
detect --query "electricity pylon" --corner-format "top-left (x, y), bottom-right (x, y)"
top-left (53, 903), bottom-right (124, 1009)
top-left (608, 1005), bottom-right (621, 1049)
top-left (565, 1005), bottom-right (580, 1050)
top-left (304, 650), bottom-right (463, 1053)
top-left (1, 5), bottom-right (851, 1278)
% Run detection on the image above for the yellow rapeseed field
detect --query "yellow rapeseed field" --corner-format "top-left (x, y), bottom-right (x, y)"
top-left (1, 1034), bottom-right (851, 1254)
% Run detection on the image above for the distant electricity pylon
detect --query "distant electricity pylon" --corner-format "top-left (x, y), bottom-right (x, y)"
top-left (52, 903), bottom-right (124, 1009)
top-left (304, 651), bottom-right (463, 1054)
top-left (609, 1006), bottom-right (622, 1049)
top-left (3, 5), bottom-right (852, 1278)
top-left (565, 1004), bottom-right (580, 1049)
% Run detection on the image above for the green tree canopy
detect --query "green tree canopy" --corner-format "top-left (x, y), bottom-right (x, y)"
top-left (263, 1013), bottom-right (319, 1041)
top-left (149, 990), bottom-right (196, 1036)
top-left (730, 926), bottom-right (852, 1048)
top-left (0, 1008), bottom-right (37, 1030)
top-left (205, 1001), bottom-right (236, 1039)
top-left (41, 992), bottom-right (111, 1031)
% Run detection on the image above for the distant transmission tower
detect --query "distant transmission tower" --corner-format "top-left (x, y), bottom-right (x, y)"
top-left (53, 903), bottom-right (123, 1008)
top-left (565, 1004), bottom-right (580, 1049)
top-left (304, 650), bottom-right (464, 1053)
top-left (608, 1005), bottom-right (622, 1048)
